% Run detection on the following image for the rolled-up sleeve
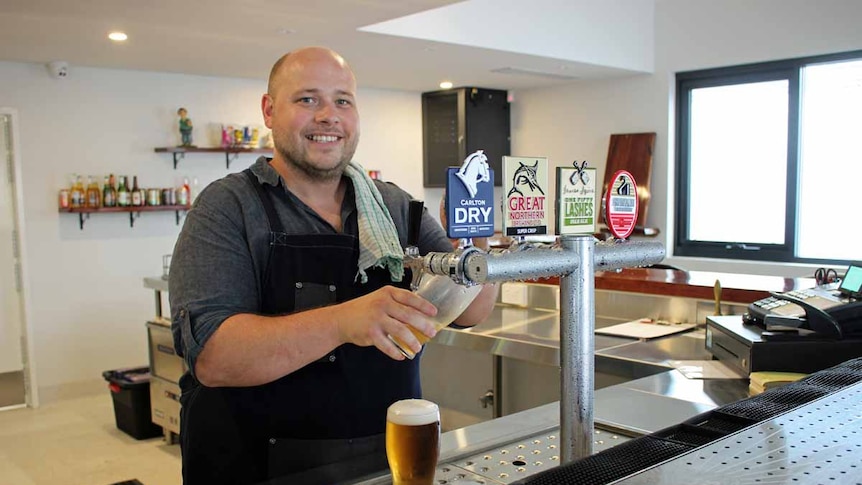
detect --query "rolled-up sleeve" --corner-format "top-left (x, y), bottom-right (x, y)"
top-left (169, 179), bottom-right (263, 376)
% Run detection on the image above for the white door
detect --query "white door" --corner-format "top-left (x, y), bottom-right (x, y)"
top-left (0, 110), bottom-right (27, 408)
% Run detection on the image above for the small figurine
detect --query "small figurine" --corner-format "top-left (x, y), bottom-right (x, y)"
top-left (242, 126), bottom-right (252, 147)
top-left (177, 107), bottom-right (194, 147)
top-left (221, 125), bottom-right (232, 148)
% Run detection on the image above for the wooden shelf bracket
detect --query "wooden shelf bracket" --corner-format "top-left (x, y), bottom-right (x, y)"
top-left (171, 151), bottom-right (186, 170)
top-left (225, 152), bottom-right (239, 169)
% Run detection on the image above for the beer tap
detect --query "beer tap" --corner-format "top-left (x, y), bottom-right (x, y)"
top-left (418, 237), bottom-right (666, 462)
top-left (405, 200), bottom-right (488, 288)
top-left (404, 200), bottom-right (424, 291)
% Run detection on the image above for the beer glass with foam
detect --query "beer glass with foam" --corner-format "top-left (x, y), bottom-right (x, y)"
top-left (386, 399), bottom-right (441, 485)
top-left (389, 272), bottom-right (482, 359)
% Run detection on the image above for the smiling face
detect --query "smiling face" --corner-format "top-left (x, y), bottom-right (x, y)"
top-left (262, 47), bottom-right (359, 181)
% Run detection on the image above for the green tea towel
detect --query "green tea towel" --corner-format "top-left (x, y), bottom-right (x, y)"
top-left (344, 162), bottom-right (404, 283)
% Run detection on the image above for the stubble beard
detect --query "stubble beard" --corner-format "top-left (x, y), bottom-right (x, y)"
top-left (274, 136), bottom-right (357, 182)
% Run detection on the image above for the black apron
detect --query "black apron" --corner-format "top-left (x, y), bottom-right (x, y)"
top-left (179, 170), bottom-right (420, 485)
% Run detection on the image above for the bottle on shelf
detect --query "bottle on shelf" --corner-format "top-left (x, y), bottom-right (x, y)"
top-left (103, 175), bottom-right (117, 207)
top-left (58, 187), bottom-right (70, 209)
top-left (176, 176), bottom-right (191, 206)
top-left (131, 176), bottom-right (143, 206)
top-left (70, 174), bottom-right (85, 208)
top-left (138, 185), bottom-right (147, 207)
top-left (86, 176), bottom-right (101, 208)
top-left (117, 176), bottom-right (130, 207)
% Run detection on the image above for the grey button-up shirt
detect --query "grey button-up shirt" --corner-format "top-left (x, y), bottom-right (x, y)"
top-left (169, 157), bottom-right (451, 375)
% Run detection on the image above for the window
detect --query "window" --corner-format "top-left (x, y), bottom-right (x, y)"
top-left (675, 50), bottom-right (862, 265)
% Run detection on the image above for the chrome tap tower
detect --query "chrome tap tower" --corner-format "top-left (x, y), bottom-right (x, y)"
top-left (417, 236), bottom-right (665, 463)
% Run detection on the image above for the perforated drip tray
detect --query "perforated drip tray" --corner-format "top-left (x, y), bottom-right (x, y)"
top-left (615, 383), bottom-right (862, 484)
top-left (434, 428), bottom-right (632, 484)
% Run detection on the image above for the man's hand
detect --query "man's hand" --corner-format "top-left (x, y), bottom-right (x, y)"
top-left (329, 286), bottom-right (439, 360)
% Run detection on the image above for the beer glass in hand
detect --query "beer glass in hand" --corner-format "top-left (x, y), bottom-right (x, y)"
top-left (389, 273), bottom-right (482, 359)
top-left (386, 399), bottom-right (441, 485)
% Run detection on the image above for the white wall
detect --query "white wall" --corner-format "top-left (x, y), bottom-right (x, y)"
top-left (0, 61), bottom-right (426, 395)
top-left (510, 0), bottom-right (862, 277)
top-left (7, 0), bottom-right (862, 394)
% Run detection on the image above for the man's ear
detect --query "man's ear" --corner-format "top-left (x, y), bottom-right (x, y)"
top-left (261, 94), bottom-right (274, 128)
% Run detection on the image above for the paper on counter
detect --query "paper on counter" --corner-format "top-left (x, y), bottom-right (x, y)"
top-left (595, 319), bottom-right (696, 339)
top-left (671, 360), bottom-right (745, 379)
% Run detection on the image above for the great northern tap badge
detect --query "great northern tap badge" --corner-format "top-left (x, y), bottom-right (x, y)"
top-left (502, 156), bottom-right (549, 237)
top-left (446, 150), bottom-right (495, 239)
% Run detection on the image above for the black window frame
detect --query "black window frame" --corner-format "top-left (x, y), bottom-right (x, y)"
top-left (674, 49), bottom-right (862, 266)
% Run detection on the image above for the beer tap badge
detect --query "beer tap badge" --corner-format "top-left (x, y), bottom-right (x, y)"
top-left (446, 150), bottom-right (495, 239)
top-left (604, 170), bottom-right (638, 239)
top-left (556, 160), bottom-right (597, 235)
top-left (502, 156), bottom-right (549, 236)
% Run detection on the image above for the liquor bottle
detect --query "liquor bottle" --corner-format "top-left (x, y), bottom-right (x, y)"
top-left (117, 176), bottom-right (130, 207)
top-left (86, 176), bottom-right (101, 208)
top-left (176, 176), bottom-right (191, 206)
top-left (58, 188), bottom-right (70, 209)
top-left (109, 174), bottom-right (118, 207)
top-left (183, 177), bottom-right (191, 205)
top-left (131, 176), bottom-right (143, 206)
top-left (70, 174), bottom-right (85, 208)
top-left (102, 175), bottom-right (116, 207)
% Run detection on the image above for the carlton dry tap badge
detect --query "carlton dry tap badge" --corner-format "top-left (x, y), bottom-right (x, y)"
top-left (502, 156), bottom-right (549, 237)
top-left (604, 170), bottom-right (639, 240)
top-left (556, 161), bottom-right (597, 235)
top-left (446, 150), bottom-right (495, 239)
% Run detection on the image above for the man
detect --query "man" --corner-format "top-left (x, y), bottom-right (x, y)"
top-left (169, 46), bottom-right (497, 484)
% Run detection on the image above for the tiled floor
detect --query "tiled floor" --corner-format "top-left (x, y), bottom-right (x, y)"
top-left (0, 384), bottom-right (181, 485)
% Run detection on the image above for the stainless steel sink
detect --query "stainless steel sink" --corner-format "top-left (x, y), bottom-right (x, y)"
top-left (422, 283), bottom-right (745, 431)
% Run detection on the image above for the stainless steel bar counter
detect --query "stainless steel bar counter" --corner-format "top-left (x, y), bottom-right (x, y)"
top-left (357, 367), bottom-right (750, 484)
top-left (145, 276), bottom-right (752, 483)
top-left (355, 285), bottom-right (754, 484)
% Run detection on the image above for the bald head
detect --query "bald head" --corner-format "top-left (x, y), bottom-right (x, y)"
top-left (261, 46), bottom-right (360, 182)
top-left (267, 47), bottom-right (355, 97)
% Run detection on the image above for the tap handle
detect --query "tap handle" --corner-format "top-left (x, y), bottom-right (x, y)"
top-left (408, 200), bottom-right (424, 248)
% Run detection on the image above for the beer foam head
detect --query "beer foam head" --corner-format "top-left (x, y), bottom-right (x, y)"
top-left (387, 399), bottom-right (439, 426)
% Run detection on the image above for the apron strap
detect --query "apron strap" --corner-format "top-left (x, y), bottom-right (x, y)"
top-left (244, 168), bottom-right (285, 234)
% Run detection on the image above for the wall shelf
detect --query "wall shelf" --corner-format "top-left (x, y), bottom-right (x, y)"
top-left (59, 205), bottom-right (191, 230)
top-left (154, 147), bottom-right (271, 169)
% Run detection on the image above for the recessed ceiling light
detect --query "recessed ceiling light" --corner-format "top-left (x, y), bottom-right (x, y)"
top-left (276, 27), bottom-right (295, 35)
top-left (439, 81), bottom-right (453, 89)
top-left (108, 31), bottom-right (128, 42)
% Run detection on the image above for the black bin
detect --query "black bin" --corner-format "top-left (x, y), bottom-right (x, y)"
top-left (102, 366), bottom-right (163, 440)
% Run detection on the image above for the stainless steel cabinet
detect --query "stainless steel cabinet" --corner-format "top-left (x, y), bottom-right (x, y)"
top-left (144, 276), bottom-right (184, 441)
top-left (147, 321), bottom-right (184, 436)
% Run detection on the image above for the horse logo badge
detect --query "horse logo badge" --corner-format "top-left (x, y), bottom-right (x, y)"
top-left (445, 150), bottom-right (495, 239)
top-left (455, 150), bottom-right (491, 198)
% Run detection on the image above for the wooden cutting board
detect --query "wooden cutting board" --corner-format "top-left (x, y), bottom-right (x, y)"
top-left (602, 133), bottom-right (656, 228)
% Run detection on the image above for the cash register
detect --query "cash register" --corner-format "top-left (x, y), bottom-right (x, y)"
top-left (706, 264), bottom-right (862, 375)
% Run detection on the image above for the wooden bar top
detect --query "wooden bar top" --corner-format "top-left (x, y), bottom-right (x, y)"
top-left (537, 268), bottom-right (814, 304)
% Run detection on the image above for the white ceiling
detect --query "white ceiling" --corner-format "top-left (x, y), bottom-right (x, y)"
top-left (0, 0), bottom-right (653, 92)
